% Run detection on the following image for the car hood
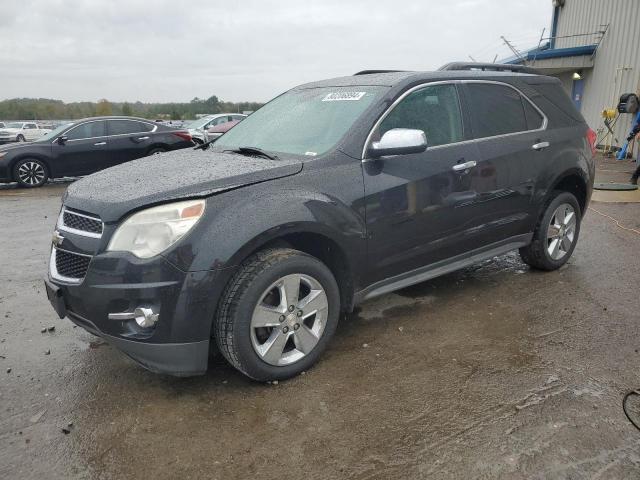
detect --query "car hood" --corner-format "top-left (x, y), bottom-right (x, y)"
top-left (63, 148), bottom-right (303, 223)
top-left (0, 128), bottom-right (21, 135)
top-left (0, 141), bottom-right (43, 152)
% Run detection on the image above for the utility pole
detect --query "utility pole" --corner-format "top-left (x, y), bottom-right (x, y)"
top-left (500, 36), bottom-right (523, 61)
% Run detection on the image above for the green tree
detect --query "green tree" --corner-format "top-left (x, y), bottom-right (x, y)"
top-left (122, 102), bottom-right (133, 116)
top-left (95, 99), bottom-right (112, 116)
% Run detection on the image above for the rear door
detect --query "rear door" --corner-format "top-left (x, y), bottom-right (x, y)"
top-left (459, 81), bottom-right (546, 243)
top-left (106, 119), bottom-right (156, 166)
top-left (52, 120), bottom-right (109, 176)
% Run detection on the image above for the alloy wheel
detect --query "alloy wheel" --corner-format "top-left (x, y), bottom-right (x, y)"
top-left (17, 161), bottom-right (45, 186)
top-left (547, 203), bottom-right (576, 260)
top-left (250, 273), bottom-right (328, 366)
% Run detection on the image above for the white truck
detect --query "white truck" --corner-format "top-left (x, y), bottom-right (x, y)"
top-left (0, 122), bottom-right (52, 143)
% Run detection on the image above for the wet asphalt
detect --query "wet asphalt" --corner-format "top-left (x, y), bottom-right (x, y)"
top-left (1, 173), bottom-right (640, 479)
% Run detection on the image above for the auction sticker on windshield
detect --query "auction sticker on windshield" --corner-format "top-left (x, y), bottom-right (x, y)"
top-left (322, 92), bottom-right (366, 102)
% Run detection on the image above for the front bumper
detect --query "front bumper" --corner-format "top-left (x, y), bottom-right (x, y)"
top-left (46, 250), bottom-right (222, 376)
top-left (68, 310), bottom-right (209, 376)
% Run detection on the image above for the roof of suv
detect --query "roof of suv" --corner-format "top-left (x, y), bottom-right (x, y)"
top-left (295, 69), bottom-right (556, 90)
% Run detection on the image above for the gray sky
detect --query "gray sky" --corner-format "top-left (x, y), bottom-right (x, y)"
top-left (1, 0), bottom-right (551, 103)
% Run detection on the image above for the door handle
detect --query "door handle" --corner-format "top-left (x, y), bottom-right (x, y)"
top-left (532, 141), bottom-right (550, 151)
top-left (452, 160), bottom-right (477, 172)
top-left (93, 142), bottom-right (106, 146)
top-left (137, 136), bottom-right (150, 141)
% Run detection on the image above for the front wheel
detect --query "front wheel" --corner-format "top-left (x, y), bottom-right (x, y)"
top-left (215, 248), bottom-right (340, 381)
top-left (16, 135), bottom-right (25, 142)
top-left (519, 191), bottom-right (581, 270)
top-left (13, 158), bottom-right (49, 188)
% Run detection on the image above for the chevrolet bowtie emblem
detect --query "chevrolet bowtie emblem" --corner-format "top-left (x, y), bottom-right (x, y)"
top-left (52, 231), bottom-right (65, 247)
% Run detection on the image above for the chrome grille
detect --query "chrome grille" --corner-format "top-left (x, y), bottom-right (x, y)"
top-left (53, 248), bottom-right (91, 281)
top-left (59, 208), bottom-right (103, 237)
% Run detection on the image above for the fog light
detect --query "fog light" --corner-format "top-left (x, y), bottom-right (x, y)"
top-left (108, 307), bottom-right (159, 328)
top-left (134, 307), bottom-right (159, 328)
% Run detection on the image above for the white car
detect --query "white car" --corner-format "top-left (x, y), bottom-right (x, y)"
top-left (0, 122), bottom-right (52, 143)
top-left (184, 114), bottom-right (246, 144)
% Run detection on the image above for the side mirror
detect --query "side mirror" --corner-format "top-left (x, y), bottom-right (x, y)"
top-left (368, 128), bottom-right (427, 158)
top-left (57, 135), bottom-right (68, 145)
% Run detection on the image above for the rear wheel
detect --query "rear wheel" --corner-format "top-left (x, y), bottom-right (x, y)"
top-left (13, 158), bottom-right (48, 188)
top-left (215, 248), bottom-right (340, 381)
top-left (519, 191), bottom-right (581, 270)
top-left (147, 147), bottom-right (166, 156)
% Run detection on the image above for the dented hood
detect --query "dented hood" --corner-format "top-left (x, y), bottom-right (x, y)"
top-left (63, 148), bottom-right (302, 222)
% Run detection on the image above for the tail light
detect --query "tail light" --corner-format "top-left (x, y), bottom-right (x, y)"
top-left (586, 128), bottom-right (597, 155)
top-left (172, 131), bottom-right (192, 142)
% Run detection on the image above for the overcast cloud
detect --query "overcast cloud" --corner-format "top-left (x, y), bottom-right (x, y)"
top-left (0, 0), bottom-right (551, 103)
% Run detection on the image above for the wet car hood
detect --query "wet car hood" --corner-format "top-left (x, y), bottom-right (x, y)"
top-left (0, 141), bottom-right (47, 152)
top-left (63, 148), bottom-right (303, 223)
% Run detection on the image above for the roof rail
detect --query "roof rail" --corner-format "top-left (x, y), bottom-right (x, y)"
top-left (438, 62), bottom-right (539, 74)
top-left (353, 70), bottom-right (406, 76)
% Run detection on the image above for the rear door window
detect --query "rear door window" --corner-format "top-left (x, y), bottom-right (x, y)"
top-left (66, 121), bottom-right (107, 140)
top-left (523, 99), bottom-right (544, 130)
top-left (107, 120), bottom-right (154, 135)
top-left (377, 84), bottom-right (464, 148)
top-left (465, 83), bottom-right (528, 138)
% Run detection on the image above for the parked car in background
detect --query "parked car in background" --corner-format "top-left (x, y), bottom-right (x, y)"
top-left (185, 114), bottom-right (246, 144)
top-left (205, 117), bottom-right (244, 141)
top-left (45, 64), bottom-right (595, 380)
top-left (0, 122), bottom-right (5, 129)
top-left (0, 116), bottom-right (193, 187)
top-left (0, 122), bottom-right (52, 143)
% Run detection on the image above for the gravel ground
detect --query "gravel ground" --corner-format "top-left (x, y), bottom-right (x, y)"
top-left (1, 167), bottom-right (639, 479)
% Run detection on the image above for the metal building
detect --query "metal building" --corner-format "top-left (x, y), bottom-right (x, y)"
top-left (505, 0), bottom-right (640, 154)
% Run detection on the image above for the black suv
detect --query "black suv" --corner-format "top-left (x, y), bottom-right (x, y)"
top-left (0, 117), bottom-right (193, 188)
top-left (45, 64), bottom-right (595, 381)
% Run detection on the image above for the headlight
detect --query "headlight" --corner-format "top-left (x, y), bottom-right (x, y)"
top-left (107, 199), bottom-right (205, 258)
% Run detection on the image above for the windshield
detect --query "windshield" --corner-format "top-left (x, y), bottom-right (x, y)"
top-left (215, 86), bottom-right (385, 156)
top-left (36, 123), bottom-right (74, 141)
top-left (5, 122), bottom-right (23, 129)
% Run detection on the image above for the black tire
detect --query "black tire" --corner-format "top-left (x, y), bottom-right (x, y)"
top-left (16, 134), bottom-right (25, 142)
top-left (13, 158), bottom-right (49, 188)
top-left (519, 191), bottom-right (581, 271)
top-left (215, 248), bottom-right (340, 381)
top-left (192, 138), bottom-right (203, 145)
top-left (147, 147), bottom-right (166, 156)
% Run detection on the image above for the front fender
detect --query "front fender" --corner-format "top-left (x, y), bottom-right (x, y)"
top-left (163, 183), bottom-right (367, 274)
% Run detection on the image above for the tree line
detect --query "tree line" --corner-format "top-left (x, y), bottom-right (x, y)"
top-left (0, 96), bottom-right (264, 121)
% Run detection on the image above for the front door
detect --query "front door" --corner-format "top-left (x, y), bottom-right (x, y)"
top-left (52, 120), bottom-right (109, 177)
top-left (362, 83), bottom-right (485, 284)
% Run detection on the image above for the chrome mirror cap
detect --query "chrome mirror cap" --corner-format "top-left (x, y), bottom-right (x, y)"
top-left (368, 128), bottom-right (427, 158)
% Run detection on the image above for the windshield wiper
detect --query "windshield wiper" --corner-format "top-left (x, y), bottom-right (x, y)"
top-left (225, 146), bottom-right (279, 160)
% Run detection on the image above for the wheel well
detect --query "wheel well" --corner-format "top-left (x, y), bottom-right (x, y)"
top-left (147, 144), bottom-right (168, 154)
top-left (553, 175), bottom-right (587, 214)
top-left (255, 232), bottom-right (355, 313)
